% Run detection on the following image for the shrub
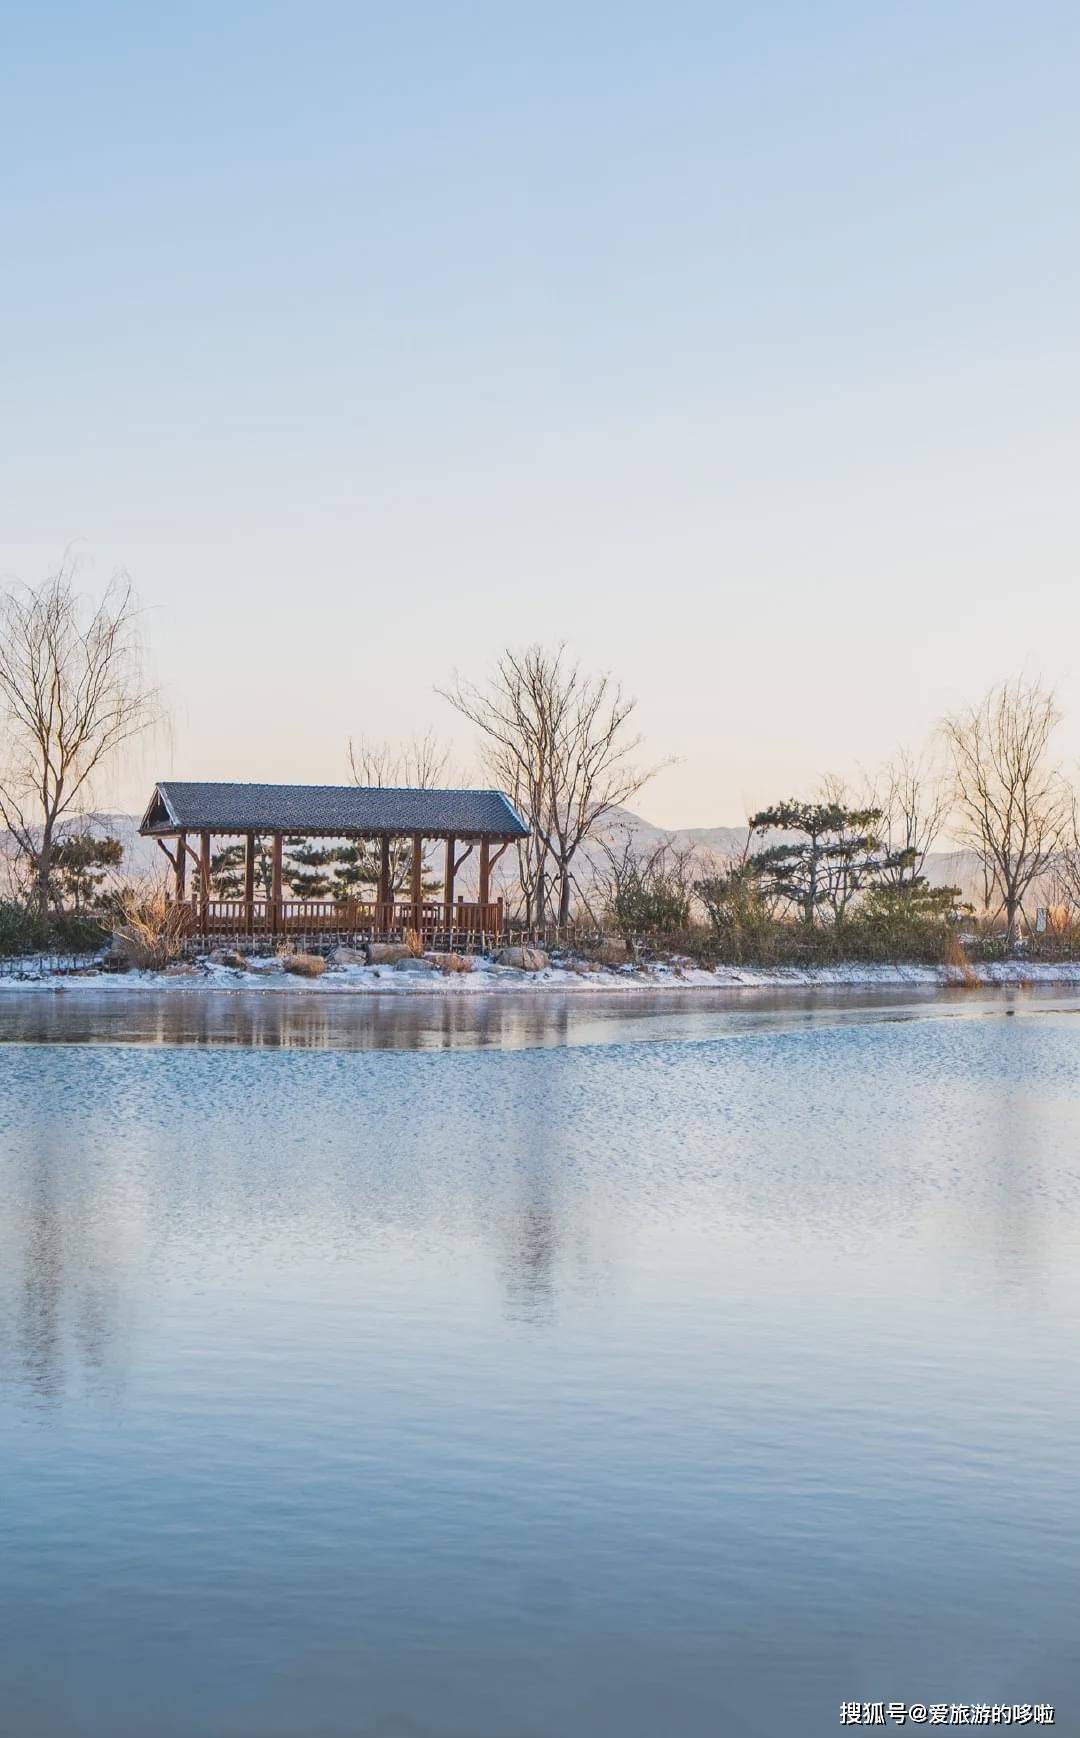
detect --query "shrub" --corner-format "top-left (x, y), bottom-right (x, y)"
top-left (403, 927), bottom-right (424, 957)
top-left (51, 911), bottom-right (109, 953)
top-left (0, 902), bottom-right (47, 957)
top-left (111, 885), bottom-right (188, 969)
top-left (597, 834), bottom-right (694, 957)
top-left (0, 900), bottom-right (108, 959)
top-left (694, 868), bottom-right (777, 965)
top-left (943, 933), bottom-right (979, 987)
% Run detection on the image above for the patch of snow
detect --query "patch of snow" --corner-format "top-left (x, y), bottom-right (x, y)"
top-left (5, 953), bottom-right (1080, 997)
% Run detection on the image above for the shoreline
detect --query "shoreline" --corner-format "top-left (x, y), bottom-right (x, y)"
top-left (4, 956), bottom-right (1080, 995)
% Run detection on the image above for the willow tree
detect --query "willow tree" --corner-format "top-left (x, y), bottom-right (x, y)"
top-left (0, 567), bottom-right (159, 912)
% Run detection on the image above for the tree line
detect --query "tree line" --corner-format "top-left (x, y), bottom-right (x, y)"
top-left (0, 565), bottom-right (1077, 958)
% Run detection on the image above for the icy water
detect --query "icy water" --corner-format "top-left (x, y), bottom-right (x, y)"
top-left (1, 990), bottom-right (1079, 1738)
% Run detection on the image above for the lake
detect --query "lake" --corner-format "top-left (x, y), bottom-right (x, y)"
top-left (1, 987), bottom-right (1078, 1737)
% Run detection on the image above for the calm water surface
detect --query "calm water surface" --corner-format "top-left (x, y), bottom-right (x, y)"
top-left (1, 988), bottom-right (1079, 1737)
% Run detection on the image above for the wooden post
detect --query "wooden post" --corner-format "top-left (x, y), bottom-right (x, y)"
top-left (443, 835), bottom-right (455, 933)
top-left (271, 832), bottom-right (282, 936)
top-left (410, 832), bottom-right (423, 936)
top-left (199, 831), bottom-right (211, 936)
top-left (378, 836), bottom-right (390, 930)
top-left (245, 831), bottom-right (255, 935)
top-left (479, 837), bottom-right (491, 910)
top-left (176, 831), bottom-right (187, 902)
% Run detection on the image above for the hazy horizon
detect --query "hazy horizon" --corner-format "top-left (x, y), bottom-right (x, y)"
top-left (4, 2), bottom-right (1078, 824)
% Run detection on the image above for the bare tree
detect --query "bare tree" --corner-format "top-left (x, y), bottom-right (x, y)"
top-left (593, 823), bottom-right (694, 956)
top-left (943, 677), bottom-right (1067, 948)
top-left (1047, 793), bottom-right (1080, 921)
top-left (0, 566), bottom-right (159, 912)
top-left (876, 747), bottom-right (950, 886)
top-left (439, 650), bottom-right (561, 926)
top-left (440, 645), bottom-right (665, 927)
top-left (345, 728), bottom-right (454, 896)
top-left (347, 728), bottom-right (453, 791)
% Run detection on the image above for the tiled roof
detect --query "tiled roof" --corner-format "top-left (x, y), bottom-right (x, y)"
top-left (141, 781), bottom-right (528, 839)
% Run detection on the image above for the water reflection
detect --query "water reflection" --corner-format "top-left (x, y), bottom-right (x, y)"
top-left (0, 980), bottom-right (1075, 1052)
top-left (2, 1000), bottom-right (1080, 1736)
top-left (4, 1100), bottom-right (129, 1409)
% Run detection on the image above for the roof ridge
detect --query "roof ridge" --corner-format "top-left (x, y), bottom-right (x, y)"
top-left (158, 779), bottom-right (508, 794)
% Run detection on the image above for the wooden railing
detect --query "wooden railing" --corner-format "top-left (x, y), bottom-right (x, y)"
top-left (179, 898), bottom-right (505, 942)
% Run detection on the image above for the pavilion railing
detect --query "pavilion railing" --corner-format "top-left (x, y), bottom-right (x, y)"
top-left (178, 898), bottom-right (505, 947)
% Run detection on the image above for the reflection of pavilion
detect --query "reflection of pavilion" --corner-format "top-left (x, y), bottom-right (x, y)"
top-left (140, 780), bottom-right (527, 948)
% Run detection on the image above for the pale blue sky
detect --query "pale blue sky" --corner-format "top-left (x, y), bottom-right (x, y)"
top-left (2, 1), bottom-right (1078, 822)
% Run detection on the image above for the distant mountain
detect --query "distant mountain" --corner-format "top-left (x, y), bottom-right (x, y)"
top-left (1, 806), bottom-right (987, 905)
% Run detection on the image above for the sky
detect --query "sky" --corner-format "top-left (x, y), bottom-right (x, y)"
top-left (2, 1), bottom-right (1078, 825)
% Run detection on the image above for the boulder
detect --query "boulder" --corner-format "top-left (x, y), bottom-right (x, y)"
top-left (394, 956), bottom-right (437, 973)
top-left (327, 945), bottom-right (368, 968)
top-left (368, 942), bottom-right (412, 966)
top-left (208, 948), bottom-right (247, 969)
top-left (493, 945), bottom-right (549, 972)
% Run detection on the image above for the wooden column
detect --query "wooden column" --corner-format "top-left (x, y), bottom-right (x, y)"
top-left (443, 835), bottom-right (455, 931)
top-left (478, 837), bottom-right (491, 910)
top-left (176, 831), bottom-right (187, 902)
top-left (378, 836), bottom-right (391, 930)
top-left (199, 831), bottom-right (211, 936)
top-left (244, 831), bottom-right (255, 935)
top-left (271, 832), bottom-right (283, 935)
top-left (410, 832), bottom-right (423, 935)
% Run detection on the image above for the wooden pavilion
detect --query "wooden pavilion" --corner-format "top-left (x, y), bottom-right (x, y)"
top-left (140, 781), bottom-right (528, 947)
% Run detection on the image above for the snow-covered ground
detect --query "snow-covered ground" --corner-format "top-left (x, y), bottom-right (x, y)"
top-left (4, 953), bottom-right (1080, 994)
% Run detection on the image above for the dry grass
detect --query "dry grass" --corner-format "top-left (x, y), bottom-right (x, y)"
top-left (944, 933), bottom-right (979, 987)
top-left (431, 951), bottom-right (474, 974)
top-left (112, 884), bottom-right (188, 969)
top-left (403, 927), bottom-right (424, 957)
top-left (280, 952), bottom-right (328, 978)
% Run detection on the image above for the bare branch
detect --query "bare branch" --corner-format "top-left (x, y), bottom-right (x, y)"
top-left (942, 677), bottom-right (1067, 947)
top-left (0, 562), bottom-right (160, 911)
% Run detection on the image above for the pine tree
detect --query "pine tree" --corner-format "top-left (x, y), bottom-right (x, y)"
top-left (211, 840), bottom-right (275, 900)
top-left (748, 800), bottom-right (911, 927)
top-left (283, 838), bottom-right (336, 898)
top-left (54, 834), bottom-right (124, 912)
top-left (210, 844), bottom-right (245, 897)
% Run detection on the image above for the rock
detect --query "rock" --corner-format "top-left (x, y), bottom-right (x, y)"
top-left (208, 948), bottom-right (247, 969)
top-left (163, 962), bottom-right (200, 977)
top-left (368, 942), bottom-right (412, 965)
top-left (427, 952), bottom-right (474, 974)
top-left (394, 956), bottom-right (437, 973)
top-left (327, 945), bottom-right (368, 967)
top-left (493, 945), bottom-right (549, 971)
